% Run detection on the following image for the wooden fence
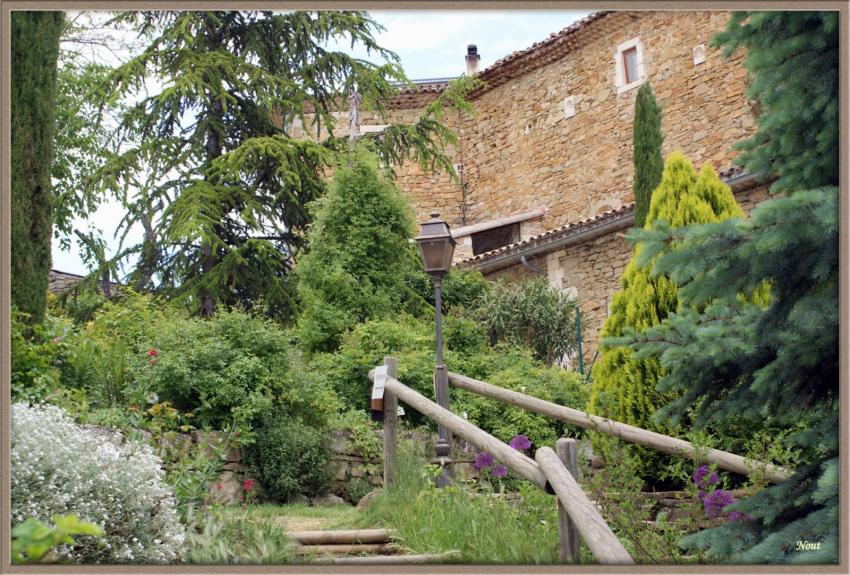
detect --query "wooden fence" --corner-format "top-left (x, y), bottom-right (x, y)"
top-left (369, 358), bottom-right (634, 564)
top-left (370, 358), bottom-right (792, 565)
top-left (447, 372), bottom-right (790, 484)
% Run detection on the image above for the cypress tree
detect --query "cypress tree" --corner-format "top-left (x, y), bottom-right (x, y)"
top-left (588, 152), bottom-right (743, 446)
top-left (11, 11), bottom-right (64, 323)
top-left (632, 82), bottom-right (663, 228)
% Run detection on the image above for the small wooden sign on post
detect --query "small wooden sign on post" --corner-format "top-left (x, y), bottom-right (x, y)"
top-left (370, 365), bottom-right (388, 421)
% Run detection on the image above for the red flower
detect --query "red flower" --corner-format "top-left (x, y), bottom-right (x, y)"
top-left (147, 349), bottom-right (159, 357)
top-left (214, 482), bottom-right (222, 491)
top-left (243, 479), bottom-right (255, 492)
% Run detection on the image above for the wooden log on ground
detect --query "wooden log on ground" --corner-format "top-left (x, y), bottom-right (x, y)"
top-left (556, 438), bottom-right (581, 563)
top-left (535, 447), bottom-right (634, 565)
top-left (369, 370), bottom-right (549, 491)
top-left (295, 543), bottom-right (393, 555)
top-left (383, 356), bottom-right (398, 487)
top-left (448, 371), bottom-right (790, 484)
top-left (289, 528), bottom-right (393, 545)
top-left (321, 551), bottom-right (462, 564)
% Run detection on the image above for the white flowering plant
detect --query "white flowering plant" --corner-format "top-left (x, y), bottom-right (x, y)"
top-left (11, 403), bottom-right (186, 563)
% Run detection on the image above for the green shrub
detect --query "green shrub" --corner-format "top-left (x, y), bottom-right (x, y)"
top-left (453, 354), bottom-right (590, 449)
top-left (296, 150), bottom-right (422, 354)
top-left (588, 153), bottom-right (745, 484)
top-left (243, 412), bottom-right (333, 502)
top-left (60, 291), bottom-right (168, 407)
top-left (477, 277), bottom-right (577, 365)
top-left (311, 313), bottom-right (587, 444)
top-left (12, 403), bottom-right (185, 563)
top-left (407, 267), bottom-right (492, 316)
top-left (11, 308), bottom-right (66, 402)
top-left (127, 308), bottom-right (339, 442)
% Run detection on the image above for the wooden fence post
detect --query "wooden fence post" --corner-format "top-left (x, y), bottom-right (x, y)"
top-left (383, 356), bottom-right (398, 488)
top-left (556, 438), bottom-right (581, 563)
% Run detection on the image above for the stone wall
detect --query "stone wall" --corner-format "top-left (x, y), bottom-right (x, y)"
top-left (484, 183), bottom-right (771, 362)
top-left (382, 11), bottom-right (754, 232)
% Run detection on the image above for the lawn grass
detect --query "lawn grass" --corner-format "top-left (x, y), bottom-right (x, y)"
top-left (355, 442), bottom-right (573, 563)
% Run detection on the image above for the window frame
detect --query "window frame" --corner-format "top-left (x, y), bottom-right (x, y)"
top-left (622, 46), bottom-right (638, 84)
top-left (614, 37), bottom-right (646, 93)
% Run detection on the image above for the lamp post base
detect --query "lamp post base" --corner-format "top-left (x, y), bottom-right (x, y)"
top-left (430, 454), bottom-right (454, 488)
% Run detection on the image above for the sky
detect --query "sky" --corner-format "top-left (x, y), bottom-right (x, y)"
top-left (51, 10), bottom-right (591, 276)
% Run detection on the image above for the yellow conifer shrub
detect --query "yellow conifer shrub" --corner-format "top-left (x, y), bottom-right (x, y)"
top-left (588, 152), bottom-right (744, 439)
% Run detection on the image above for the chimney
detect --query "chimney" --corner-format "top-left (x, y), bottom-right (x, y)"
top-left (466, 44), bottom-right (481, 76)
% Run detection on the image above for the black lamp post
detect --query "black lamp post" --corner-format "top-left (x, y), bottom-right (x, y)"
top-left (415, 212), bottom-right (456, 488)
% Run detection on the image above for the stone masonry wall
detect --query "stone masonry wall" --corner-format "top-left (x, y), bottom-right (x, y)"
top-left (385, 11), bottom-right (754, 232)
top-left (292, 12), bottom-right (756, 237)
top-left (484, 183), bottom-right (771, 362)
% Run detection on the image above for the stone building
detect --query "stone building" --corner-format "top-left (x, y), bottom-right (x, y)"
top-left (294, 10), bottom-right (768, 360)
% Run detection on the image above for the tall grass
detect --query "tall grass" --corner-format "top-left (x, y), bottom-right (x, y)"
top-left (183, 506), bottom-right (298, 564)
top-left (357, 441), bottom-right (568, 563)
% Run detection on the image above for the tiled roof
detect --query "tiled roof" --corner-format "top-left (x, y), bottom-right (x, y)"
top-left (395, 11), bottom-right (614, 100)
top-left (473, 11), bottom-right (612, 93)
top-left (48, 269), bottom-right (86, 293)
top-left (460, 202), bottom-right (634, 267)
top-left (48, 269), bottom-right (122, 294)
top-left (458, 167), bottom-right (758, 268)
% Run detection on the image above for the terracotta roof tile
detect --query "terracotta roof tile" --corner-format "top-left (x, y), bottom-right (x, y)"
top-left (457, 166), bottom-right (758, 268)
top-left (459, 202), bottom-right (635, 266)
top-left (394, 11), bottom-right (614, 100)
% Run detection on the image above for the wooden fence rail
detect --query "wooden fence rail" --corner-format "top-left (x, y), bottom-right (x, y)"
top-left (368, 368), bottom-right (549, 491)
top-left (369, 361), bottom-right (635, 565)
top-left (536, 447), bottom-right (634, 564)
top-left (447, 371), bottom-right (790, 484)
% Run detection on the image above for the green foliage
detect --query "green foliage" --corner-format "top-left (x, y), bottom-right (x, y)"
top-left (60, 291), bottom-right (169, 408)
top-left (83, 11), bottom-right (474, 319)
top-left (632, 82), bottom-right (663, 228)
top-left (312, 313), bottom-right (586, 445)
top-left (243, 411), bottom-right (333, 502)
top-left (621, 187), bottom-right (839, 562)
top-left (407, 267), bottom-right (492, 316)
top-left (11, 309), bottom-right (65, 402)
top-left (453, 360), bottom-right (589, 449)
top-left (712, 12), bottom-right (838, 193)
top-left (477, 277), bottom-right (578, 365)
top-left (331, 408), bottom-right (382, 462)
top-left (49, 287), bottom-right (108, 325)
top-left (358, 440), bottom-right (561, 563)
top-left (11, 11), bottom-right (64, 324)
top-left (296, 150), bottom-right (422, 353)
top-left (128, 308), bottom-right (339, 441)
top-left (588, 153), bottom-right (744, 482)
top-left (165, 433), bottom-right (230, 515)
top-left (51, 58), bottom-right (123, 253)
top-left (582, 437), bottom-right (698, 564)
top-left (12, 515), bottom-right (104, 564)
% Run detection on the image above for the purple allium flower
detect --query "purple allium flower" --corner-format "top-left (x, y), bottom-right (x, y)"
top-left (703, 489), bottom-right (735, 519)
top-left (698, 489), bottom-right (706, 501)
top-left (509, 434), bottom-right (532, 451)
top-left (693, 465), bottom-right (720, 489)
top-left (474, 451), bottom-right (494, 470)
top-left (491, 464), bottom-right (508, 478)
